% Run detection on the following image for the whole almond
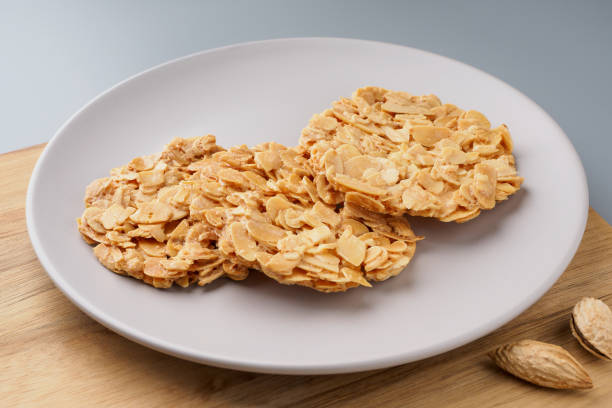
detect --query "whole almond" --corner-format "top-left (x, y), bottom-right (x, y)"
top-left (570, 297), bottom-right (612, 360)
top-left (488, 340), bottom-right (593, 389)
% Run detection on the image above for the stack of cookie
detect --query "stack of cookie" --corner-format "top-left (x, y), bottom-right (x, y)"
top-left (77, 87), bottom-right (522, 292)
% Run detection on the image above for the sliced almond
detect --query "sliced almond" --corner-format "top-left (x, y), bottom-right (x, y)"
top-left (297, 225), bottom-right (332, 247)
top-left (129, 155), bottom-right (156, 171)
top-left (127, 223), bottom-right (166, 242)
top-left (138, 239), bottom-right (166, 257)
top-left (311, 202), bottom-right (342, 228)
top-left (341, 219), bottom-right (369, 236)
top-left (258, 252), bottom-right (301, 275)
top-left (473, 163), bottom-right (497, 209)
top-left (322, 149), bottom-right (344, 174)
top-left (458, 110), bottom-right (491, 130)
top-left (137, 169), bottom-right (165, 188)
top-left (229, 222), bottom-right (258, 262)
top-left (100, 204), bottom-right (135, 230)
top-left (246, 220), bottom-right (287, 244)
top-left (217, 168), bottom-right (246, 186)
top-left (265, 196), bottom-right (294, 220)
top-left (411, 126), bottom-right (451, 147)
top-left (337, 228), bottom-right (366, 267)
top-left (300, 253), bottom-right (340, 273)
top-left (309, 114), bottom-right (338, 131)
top-left (143, 258), bottom-right (169, 278)
top-left (343, 155), bottom-right (381, 179)
top-left (254, 150), bottom-right (282, 173)
top-left (334, 174), bottom-right (387, 196)
top-left (130, 202), bottom-right (173, 224)
top-left (345, 191), bottom-right (385, 213)
top-left (315, 174), bottom-right (343, 205)
top-left (364, 246), bottom-right (389, 272)
top-left (382, 92), bottom-right (430, 114)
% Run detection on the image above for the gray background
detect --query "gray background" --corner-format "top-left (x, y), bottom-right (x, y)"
top-left (1, 0), bottom-right (610, 221)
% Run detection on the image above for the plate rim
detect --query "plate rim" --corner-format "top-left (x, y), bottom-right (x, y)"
top-left (25, 37), bottom-right (589, 374)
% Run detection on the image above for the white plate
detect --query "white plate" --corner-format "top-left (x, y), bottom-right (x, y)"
top-left (26, 38), bottom-right (588, 374)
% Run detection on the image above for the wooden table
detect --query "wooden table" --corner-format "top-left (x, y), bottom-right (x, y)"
top-left (2, 145), bottom-right (612, 407)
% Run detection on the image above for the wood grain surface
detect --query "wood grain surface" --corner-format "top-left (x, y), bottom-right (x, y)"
top-left (2, 145), bottom-right (611, 407)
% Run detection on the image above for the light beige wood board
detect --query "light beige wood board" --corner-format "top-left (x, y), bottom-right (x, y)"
top-left (2, 145), bottom-right (611, 407)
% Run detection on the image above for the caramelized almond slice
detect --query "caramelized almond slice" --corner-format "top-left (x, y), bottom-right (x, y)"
top-left (99, 204), bottom-right (135, 230)
top-left (258, 252), bottom-right (301, 276)
top-left (254, 150), bottom-right (283, 173)
top-left (297, 225), bottom-right (333, 247)
top-left (311, 202), bottom-right (342, 228)
top-left (137, 169), bottom-right (165, 188)
top-left (345, 191), bottom-right (385, 213)
top-left (337, 228), bottom-right (367, 267)
top-left (218, 168), bottom-right (247, 186)
top-left (458, 110), bottom-right (491, 130)
top-left (341, 219), bottom-right (369, 236)
top-left (411, 126), bottom-right (451, 147)
top-left (130, 202), bottom-right (173, 224)
top-left (129, 155), bottom-right (156, 171)
top-left (364, 246), bottom-right (389, 272)
top-left (334, 174), bottom-right (388, 196)
top-left (343, 155), bottom-right (382, 179)
top-left (230, 222), bottom-right (258, 262)
top-left (300, 253), bottom-right (340, 273)
top-left (138, 239), bottom-right (166, 257)
top-left (246, 220), bottom-right (288, 244)
top-left (473, 163), bottom-right (497, 209)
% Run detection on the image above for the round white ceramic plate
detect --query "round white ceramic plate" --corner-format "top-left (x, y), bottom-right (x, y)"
top-left (26, 38), bottom-right (588, 375)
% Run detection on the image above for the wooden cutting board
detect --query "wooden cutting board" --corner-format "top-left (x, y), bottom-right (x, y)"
top-left (2, 145), bottom-right (611, 407)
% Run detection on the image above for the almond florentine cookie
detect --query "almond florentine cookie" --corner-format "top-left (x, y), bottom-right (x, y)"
top-left (77, 135), bottom-right (249, 288)
top-left (300, 87), bottom-right (523, 222)
top-left (186, 143), bottom-right (421, 292)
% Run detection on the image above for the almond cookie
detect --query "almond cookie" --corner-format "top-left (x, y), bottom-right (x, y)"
top-left (184, 143), bottom-right (422, 292)
top-left (300, 87), bottom-right (523, 222)
top-left (77, 135), bottom-right (249, 288)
